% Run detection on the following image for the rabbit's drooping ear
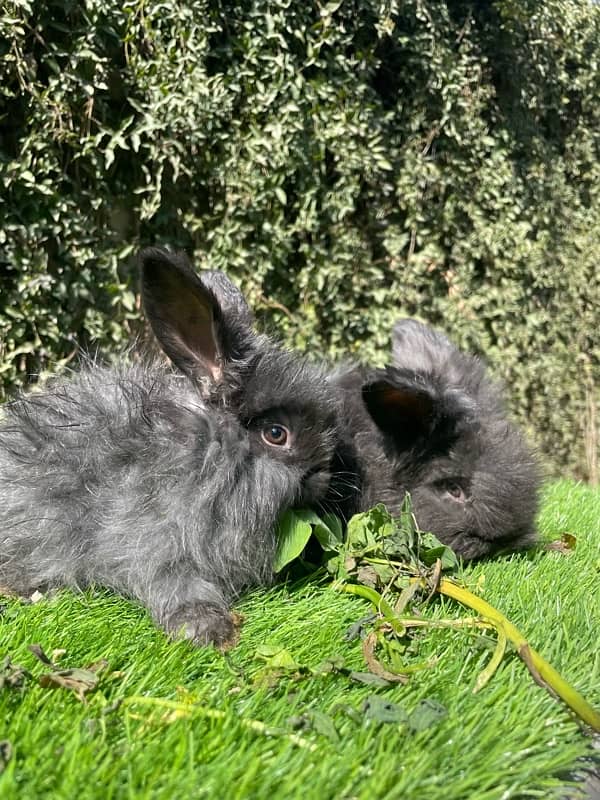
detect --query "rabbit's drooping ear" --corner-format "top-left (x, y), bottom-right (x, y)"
top-left (362, 378), bottom-right (435, 440)
top-left (362, 370), bottom-right (475, 450)
top-left (140, 247), bottom-right (234, 385)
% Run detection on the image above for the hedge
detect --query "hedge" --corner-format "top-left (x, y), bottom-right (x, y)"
top-left (0, 0), bottom-right (598, 481)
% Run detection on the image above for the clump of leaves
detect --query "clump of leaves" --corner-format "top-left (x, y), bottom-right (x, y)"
top-left (275, 498), bottom-right (600, 733)
top-left (252, 644), bottom-right (310, 687)
top-left (28, 644), bottom-right (108, 703)
top-left (0, 655), bottom-right (31, 690)
top-left (362, 695), bottom-right (448, 731)
top-left (274, 500), bottom-right (456, 578)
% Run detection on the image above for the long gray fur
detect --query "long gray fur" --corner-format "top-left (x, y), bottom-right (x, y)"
top-left (0, 248), bottom-right (338, 646)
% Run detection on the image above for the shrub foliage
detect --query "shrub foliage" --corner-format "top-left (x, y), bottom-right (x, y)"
top-left (0, 0), bottom-right (598, 480)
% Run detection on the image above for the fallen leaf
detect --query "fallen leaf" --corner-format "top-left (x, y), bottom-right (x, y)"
top-left (407, 698), bottom-right (448, 732)
top-left (356, 565), bottom-right (380, 588)
top-left (362, 632), bottom-right (408, 684)
top-left (545, 533), bottom-right (577, 554)
top-left (348, 671), bottom-right (391, 687)
top-left (29, 646), bottom-right (108, 702)
top-left (363, 695), bottom-right (407, 724)
top-left (0, 656), bottom-right (30, 690)
top-left (313, 656), bottom-right (346, 674)
top-left (253, 644), bottom-right (306, 687)
top-left (289, 710), bottom-right (340, 743)
top-left (343, 614), bottom-right (377, 642)
top-left (254, 645), bottom-right (300, 670)
top-left (306, 710), bottom-right (340, 743)
top-left (28, 644), bottom-right (56, 667)
top-left (0, 740), bottom-right (12, 774)
top-left (38, 665), bottom-right (106, 702)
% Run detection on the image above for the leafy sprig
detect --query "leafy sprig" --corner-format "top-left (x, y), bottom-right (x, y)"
top-left (275, 498), bottom-right (600, 733)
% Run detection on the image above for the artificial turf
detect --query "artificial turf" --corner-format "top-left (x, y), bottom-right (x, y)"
top-left (1, 479), bottom-right (599, 799)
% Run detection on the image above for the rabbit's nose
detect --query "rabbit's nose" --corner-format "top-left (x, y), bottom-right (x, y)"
top-left (300, 466), bottom-right (331, 504)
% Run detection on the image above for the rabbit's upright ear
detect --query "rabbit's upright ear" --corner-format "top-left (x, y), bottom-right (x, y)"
top-left (391, 319), bottom-right (453, 373)
top-left (199, 270), bottom-right (254, 329)
top-left (362, 369), bottom-right (474, 450)
top-left (140, 247), bottom-right (233, 384)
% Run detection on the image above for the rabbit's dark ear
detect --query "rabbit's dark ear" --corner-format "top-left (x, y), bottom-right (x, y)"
top-left (362, 368), bottom-right (474, 449)
top-left (362, 377), bottom-right (436, 445)
top-left (199, 270), bottom-right (254, 328)
top-left (140, 247), bottom-right (226, 383)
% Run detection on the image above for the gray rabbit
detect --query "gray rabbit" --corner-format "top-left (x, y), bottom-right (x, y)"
top-left (328, 319), bottom-right (541, 559)
top-left (0, 248), bottom-right (338, 646)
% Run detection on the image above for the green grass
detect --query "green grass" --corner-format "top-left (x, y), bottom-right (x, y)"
top-left (1, 480), bottom-right (599, 800)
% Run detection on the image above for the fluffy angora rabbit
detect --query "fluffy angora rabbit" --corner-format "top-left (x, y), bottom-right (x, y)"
top-left (0, 248), bottom-right (338, 646)
top-left (331, 319), bottom-right (541, 559)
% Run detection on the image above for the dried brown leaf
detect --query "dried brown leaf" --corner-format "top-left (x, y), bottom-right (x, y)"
top-left (362, 632), bottom-right (408, 684)
top-left (356, 565), bottom-right (380, 588)
top-left (0, 656), bottom-right (30, 689)
top-left (38, 667), bottom-right (103, 702)
top-left (0, 741), bottom-right (12, 774)
top-left (28, 643), bottom-right (56, 667)
top-left (545, 533), bottom-right (577, 554)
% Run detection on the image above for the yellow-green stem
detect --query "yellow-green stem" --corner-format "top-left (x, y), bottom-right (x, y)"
top-left (122, 695), bottom-right (316, 750)
top-left (336, 574), bottom-right (600, 732)
top-left (433, 578), bottom-right (600, 732)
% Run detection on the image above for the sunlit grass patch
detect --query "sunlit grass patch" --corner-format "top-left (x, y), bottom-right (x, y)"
top-left (1, 480), bottom-right (598, 800)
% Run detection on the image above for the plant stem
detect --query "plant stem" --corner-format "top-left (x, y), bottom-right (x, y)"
top-left (431, 577), bottom-right (600, 732)
top-left (335, 567), bottom-right (600, 732)
top-left (122, 695), bottom-right (317, 750)
top-left (336, 582), bottom-right (405, 634)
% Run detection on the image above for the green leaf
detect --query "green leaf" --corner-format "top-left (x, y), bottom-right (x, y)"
top-left (254, 645), bottom-right (300, 671)
top-left (294, 510), bottom-right (343, 550)
top-left (362, 695), bottom-right (407, 724)
top-left (312, 656), bottom-right (346, 674)
top-left (419, 538), bottom-right (459, 570)
top-left (307, 710), bottom-right (340, 743)
top-left (348, 671), bottom-right (391, 687)
top-left (273, 510), bottom-right (313, 572)
top-left (0, 656), bottom-right (30, 689)
top-left (398, 493), bottom-right (418, 543)
top-left (346, 504), bottom-right (395, 551)
top-left (407, 699), bottom-right (448, 732)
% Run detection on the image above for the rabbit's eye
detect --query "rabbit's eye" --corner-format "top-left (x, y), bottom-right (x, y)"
top-left (444, 482), bottom-right (466, 502)
top-left (261, 424), bottom-right (290, 447)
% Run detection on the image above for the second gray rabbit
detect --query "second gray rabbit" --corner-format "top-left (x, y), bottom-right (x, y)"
top-left (0, 248), bottom-right (338, 646)
top-left (328, 320), bottom-right (541, 559)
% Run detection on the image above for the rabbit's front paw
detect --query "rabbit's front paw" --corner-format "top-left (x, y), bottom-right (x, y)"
top-left (164, 602), bottom-right (240, 649)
